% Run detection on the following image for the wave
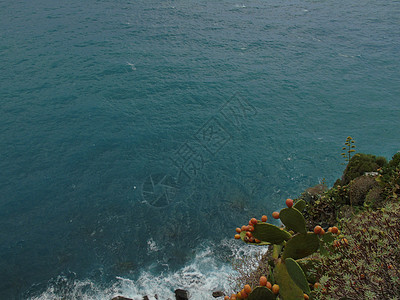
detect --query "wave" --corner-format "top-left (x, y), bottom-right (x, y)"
top-left (31, 239), bottom-right (268, 300)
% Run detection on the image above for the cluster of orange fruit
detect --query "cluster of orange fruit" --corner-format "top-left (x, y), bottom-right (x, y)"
top-left (224, 284), bottom-right (252, 299)
top-left (314, 225), bottom-right (340, 235)
top-left (259, 276), bottom-right (279, 294)
top-left (225, 276), bottom-right (317, 299)
top-left (223, 280), bottom-right (280, 300)
top-left (233, 199), bottom-right (295, 243)
top-left (234, 217), bottom-right (263, 243)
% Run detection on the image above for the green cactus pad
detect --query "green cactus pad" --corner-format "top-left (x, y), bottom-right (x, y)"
top-left (279, 207), bottom-right (307, 234)
top-left (275, 260), bottom-right (304, 299)
top-left (294, 199), bottom-right (306, 212)
top-left (247, 286), bottom-right (276, 300)
top-left (272, 244), bottom-right (283, 259)
top-left (321, 231), bottom-right (335, 243)
top-left (252, 223), bottom-right (291, 244)
top-left (285, 258), bottom-right (311, 294)
top-left (282, 232), bottom-right (320, 260)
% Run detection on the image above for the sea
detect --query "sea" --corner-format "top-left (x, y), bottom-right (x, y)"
top-left (1, 0), bottom-right (399, 299)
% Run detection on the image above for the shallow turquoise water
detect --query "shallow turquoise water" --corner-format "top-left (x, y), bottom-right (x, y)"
top-left (1, 0), bottom-right (399, 298)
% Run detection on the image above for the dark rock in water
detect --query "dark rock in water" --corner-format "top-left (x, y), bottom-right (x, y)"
top-left (112, 296), bottom-right (133, 300)
top-left (212, 291), bottom-right (225, 298)
top-left (175, 289), bottom-right (189, 299)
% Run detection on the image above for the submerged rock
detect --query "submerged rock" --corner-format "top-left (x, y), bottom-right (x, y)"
top-left (212, 291), bottom-right (225, 298)
top-left (175, 289), bottom-right (189, 299)
top-left (112, 296), bottom-right (133, 300)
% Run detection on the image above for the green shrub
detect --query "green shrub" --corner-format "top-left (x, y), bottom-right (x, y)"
top-left (364, 186), bottom-right (384, 208)
top-left (379, 152), bottom-right (400, 201)
top-left (341, 153), bottom-right (387, 185)
top-left (348, 175), bottom-right (379, 206)
top-left (302, 185), bottom-right (349, 230)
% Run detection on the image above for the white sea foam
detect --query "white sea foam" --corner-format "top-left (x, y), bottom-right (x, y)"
top-left (32, 239), bottom-right (269, 300)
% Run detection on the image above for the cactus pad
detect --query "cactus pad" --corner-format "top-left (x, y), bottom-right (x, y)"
top-left (247, 286), bottom-right (276, 300)
top-left (285, 257), bottom-right (311, 294)
top-left (279, 207), bottom-right (307, 234)
top-left (282, 232), bottom-right (320, 260)
top-left (252, 223), bottom-right (291, 244)
top-left (275, 260), bottom-right (304, 299)
top-left (294, 199), bottom-right (306, 212)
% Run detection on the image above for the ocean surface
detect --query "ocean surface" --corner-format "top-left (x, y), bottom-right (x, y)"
top-left (1, 0), bottom-right (399, 298)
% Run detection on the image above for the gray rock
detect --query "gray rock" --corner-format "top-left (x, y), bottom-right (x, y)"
top-left (212, 291), bottom-right (225, 298)
top-left (112, 296), bottom-right (133, 300)
top-left (175, 289), bottom-right (189, 300)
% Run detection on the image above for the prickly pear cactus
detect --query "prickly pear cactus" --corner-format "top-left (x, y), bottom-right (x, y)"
top-left (247, 286), bottom-right (276, 300)
top-left (233, 198), bottom-right (334, 300)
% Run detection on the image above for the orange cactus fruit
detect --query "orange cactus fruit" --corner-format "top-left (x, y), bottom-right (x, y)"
top-left (259, 276), bottom-right (267, 286)
top-left (234, 234), bottom-right (241, 239)
top-left (331, 226), bottom-right (339, 234)
top-left (314, 282), bottom-right (321, 290)
top-left (224, 296), bottom-right (229, 300)
top-left (248, 225), bottom-right (254, 232)
top-left (272, 284), bottom-right (279, 295)
top-left (246, 231), bottom-right (252, 238)
top-left (272, 211), bottom-right (280, 219)
top-left (240, 289), bottom-right (247, 298)
top-left (249, 237), bottom-right (255, 243)
top-left (328, 227), bottom-right (332, 232)
top-left (304, 294), bottom-right (309, 300)
top-left (236, 227), bottom-right (241, 233)
top-left (236, 292), bottom-right (242, 299)
top-left (241, 225), bottom-right (246, 231)
top-left (314, 225), bottom-right (322, 234)
top-left (244, 284), bottom-right (251, 294)
top-left (286, 198), bottom-right (294, 208)
top-left (231, 294), bottom-right (237, 300)
top-left (320, 228), bottom-right (325, 235)
top-left (261, 215), bottom-right (267, 222)
top-left (255, 239), bottom-right (261, 243)
top-left (266, 282), bottom-right (272, 289)
top-left (250, 218), bottom-right (258, 225)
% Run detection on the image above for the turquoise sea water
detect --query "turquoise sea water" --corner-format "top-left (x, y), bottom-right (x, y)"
top-left (1, 0), bottom-right (399, 298)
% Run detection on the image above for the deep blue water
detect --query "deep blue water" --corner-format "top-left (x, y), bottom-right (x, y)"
top-left (1, 0), bottom-right (399, 298)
